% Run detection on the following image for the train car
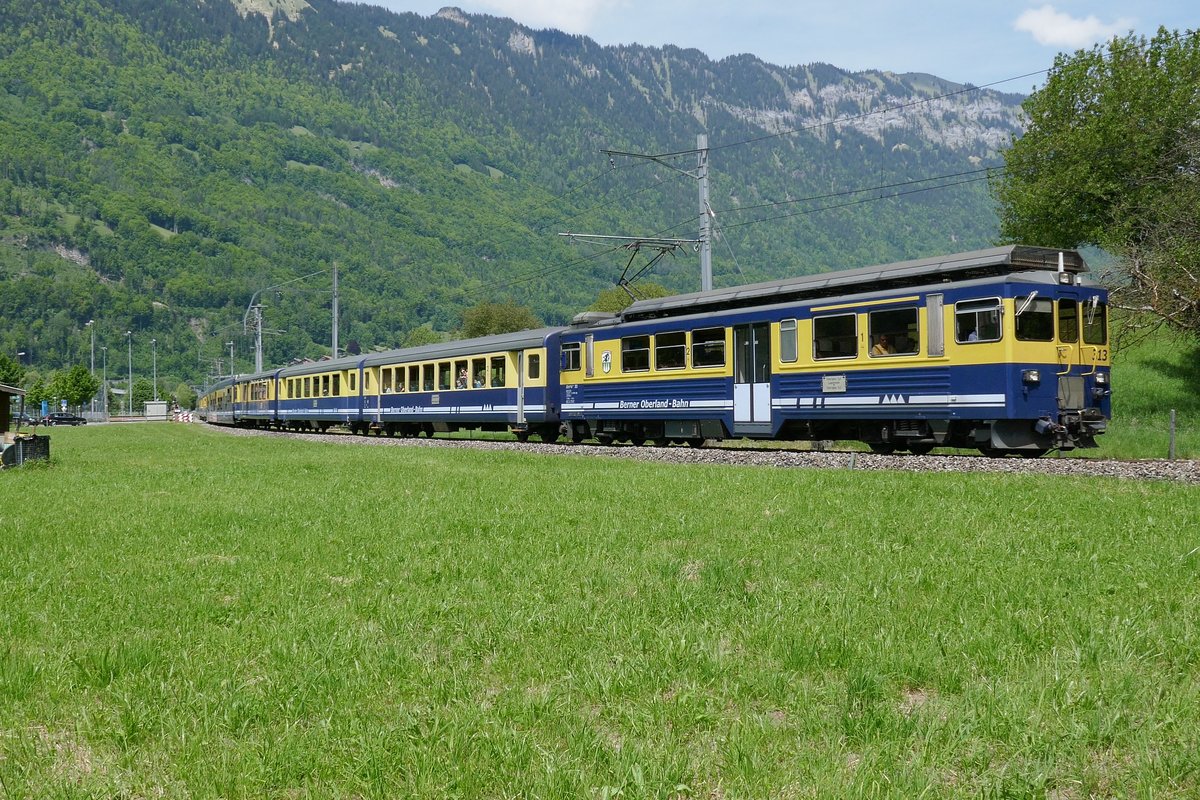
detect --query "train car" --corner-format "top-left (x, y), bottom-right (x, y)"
top-left (558, 245), bottom-right (1109, 456)
top-left (207, 328), bottom-right (566, 440)
top-left (196, 376), bottom-right (237, 425)
top-left (356, 328), bottom-right (564, 441)
top-left (276, 354), bottom-right (364, 432)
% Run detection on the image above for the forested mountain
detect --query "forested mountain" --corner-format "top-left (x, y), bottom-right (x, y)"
top-left (0, 0), bottom-right (1026, 386)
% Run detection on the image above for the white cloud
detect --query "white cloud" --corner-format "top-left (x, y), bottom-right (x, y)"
top-left (470, 0), bottom-right (629, 34)
top-left (1014, 5), bottom-right (1134, 48)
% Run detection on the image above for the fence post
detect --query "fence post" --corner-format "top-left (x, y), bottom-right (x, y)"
top-left (1168, 409), bottom-right (1176, 461)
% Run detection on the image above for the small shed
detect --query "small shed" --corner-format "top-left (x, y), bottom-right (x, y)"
top-left (2, 383), bottom-right (49, 468)
top-left (1, 382), bottom-right (23, 433)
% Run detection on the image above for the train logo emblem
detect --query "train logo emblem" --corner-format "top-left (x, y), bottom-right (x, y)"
top-left (601, 351), bottom-right (612, 374)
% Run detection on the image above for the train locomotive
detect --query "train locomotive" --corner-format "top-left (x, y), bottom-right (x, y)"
top-left (198, 245), bottom-right (1111, 457)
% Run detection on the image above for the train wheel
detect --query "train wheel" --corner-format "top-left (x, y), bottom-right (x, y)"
top-left (1021, 449), bottom-right (1049, 459)
top-left (630, 436), bottom-right (646, 447)
top-left (686, 438), bottom-right (705, 448)
top-left (539, 428), bottom-right (560, 443)
top-left (515, 431), bottom-right (530, 443)
top-left (596, 433), bottom-right (615, 446)
top-left (868, 443), bottom-right (896, 454)
top-left (907, 443), bottom-right (934, 456)
top-left (653, 438), bottom-right (670, 447)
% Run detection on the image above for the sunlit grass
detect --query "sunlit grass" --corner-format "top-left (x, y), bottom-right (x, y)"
top-left (1, 424), bottom-right (1197, 797)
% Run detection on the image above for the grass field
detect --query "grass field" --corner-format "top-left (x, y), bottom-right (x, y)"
top-left (1105, 333), bottom-right (1200, 459)
top-left (2, 424), bottom-right (1199, 798)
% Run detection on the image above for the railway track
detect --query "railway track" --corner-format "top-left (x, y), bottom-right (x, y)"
top-left (213, 425), bottom-right (1200, 484)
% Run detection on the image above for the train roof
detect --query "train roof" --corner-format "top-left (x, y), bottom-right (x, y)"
top-left (617, 245), bottom-right (1088, 322)
top-left (357, 326), bottom-right (561, 368)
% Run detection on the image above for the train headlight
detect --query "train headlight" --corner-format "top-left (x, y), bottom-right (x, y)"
top-left (1095, 371), bottom-right (1108, 385)
top-left (1022, 369), bottom-right (1041, 385)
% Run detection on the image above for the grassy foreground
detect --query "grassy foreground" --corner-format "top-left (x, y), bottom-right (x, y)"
top-left (1, 425), bottom-right (1198, 798)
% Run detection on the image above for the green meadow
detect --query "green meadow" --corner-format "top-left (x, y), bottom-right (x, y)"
top-left (2, 424), bottom-right (1198, 798)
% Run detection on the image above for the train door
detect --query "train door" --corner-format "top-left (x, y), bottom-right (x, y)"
top-left (516, 351), bottom-right (526, 426)
top-left (1056, 292), bottom-right (1085, 410)
top-left (733, 322), bottom-right (772, 434)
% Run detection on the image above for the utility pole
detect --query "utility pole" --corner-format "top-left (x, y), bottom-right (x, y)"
top-left (151, 338), bottom-right (158, 401)
top-left (249, 303), bottom-right (263, 373)
top-left (696, 134), bottom-right (712, 291)
top-left (244, 268), bottom-right (328, 372)
top-left (125, 331), bottom-right (132, 416)
top-left (86, 320), bottom-right (94, 414)
top-left (226, 342), bottom-right (235, 377)
top-left (331, 262), bottom-right (339, 358)
top-left (101, 346), bottom-right (107, 417)
top-left (595, 134), bottom-right (714, 292)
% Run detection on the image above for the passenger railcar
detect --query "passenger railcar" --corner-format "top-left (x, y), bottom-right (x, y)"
top-left (200, 245), bottom-right (1110, 457)
top-left (199, 328), bottom-right (564, 442)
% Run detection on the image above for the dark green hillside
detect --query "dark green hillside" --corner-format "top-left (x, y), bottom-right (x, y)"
top-left (0, 0), bottom-right (1021, 385)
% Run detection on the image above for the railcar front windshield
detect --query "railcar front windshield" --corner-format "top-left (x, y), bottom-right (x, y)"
top-left (1014, 295), bottom-right (1054, 341)
top-left (1083, 299), bottom-right (1108, 344)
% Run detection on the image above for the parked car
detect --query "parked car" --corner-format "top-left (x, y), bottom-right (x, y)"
top-left (43, 412), bottom-right (87, 426)
top-left (14, 412), bottom-right (39, 427)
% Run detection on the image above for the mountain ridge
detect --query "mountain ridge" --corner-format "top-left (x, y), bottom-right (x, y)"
top-left (0, 0), bottom-right (1025, 386)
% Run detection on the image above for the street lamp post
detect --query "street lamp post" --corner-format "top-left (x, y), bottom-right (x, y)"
top-left (151, 338), bottom-right (158, 401)
top-left (101, 346), bottom-right (108, 417)
top-left (125, 331), bottom-right (132, 416)
top-left (86, 320), bottom-right (94, 414)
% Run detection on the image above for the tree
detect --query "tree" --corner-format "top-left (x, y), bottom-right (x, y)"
top-left (49, 364), bottom-right (102, 409)
top-left (992, 28), bottom-right (1200, 336)
top-left (174, 382), bottom-right (196, 410)
top-left (401, 323), bottom-right (444, 348)
top-left (130, 377), bottom-right (155, 414)
top-left (0, 353), bottom-right (23, 387)
top-left (460, 302), bottom-right (542, 339)
top-left (589, 281), bottom-right (674, 313)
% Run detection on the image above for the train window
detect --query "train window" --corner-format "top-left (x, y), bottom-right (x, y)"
top-left (333, 374), bottom-right (341, 396)
top-left (692, 327), bottom-right (726, 368)
top-left (471, 358), bottom-right (486, 387)
top-left (285, 380), bottom-right (293, 399)
top-left (562, 343), bottom-right (581, 372)
top-left (1014, 295), bottom-right (1053, 341)
top-left (1083, 299), bottom-right (1107, 344)
top-left (813, 314), bottom-right (857, 360)
top-left (621, 335), bottom-right (651, 372)
top-left (958, 299), bottom-right (1004, 343)
top-left (491, 356), bottom-right (506, 387)
top-left (409, 366), bottom-right (420, 392)
top-left (655, 332), bottom-right (686, 370)
top-left (528, 354), bottom-right (541, 380)
top-left (1058, 299), bottom-right (1079, 343)
top-left (382, 368), bottom-right (392, 393)
top-left (322, 375), bottom-right (330, 397)
top-left (868, 308), bottom-right (918, 356)
top-left (453, 359), bottom-right (468, 389)
top-left (422, 364), bottom-right (434, 391)
top-left (780, 319), bottom-right (798, 363)
top-left (350, 372), bottom-right (357, 393)
top-left (304, 377), bottom-right (311, 397)
top-left (438, 362), bottom-right (451, 391)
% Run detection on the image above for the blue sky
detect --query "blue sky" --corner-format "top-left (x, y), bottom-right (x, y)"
top-left (350, 1), bottom-right (1195, 89)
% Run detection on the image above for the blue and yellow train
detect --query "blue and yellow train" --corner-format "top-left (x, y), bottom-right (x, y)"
top-left (198, 245), bottom-right (1111, 456)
